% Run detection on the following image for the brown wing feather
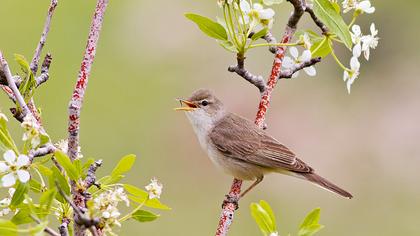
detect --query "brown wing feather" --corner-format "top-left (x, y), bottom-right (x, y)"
top-left (209, 113), bottom-right (312, 173)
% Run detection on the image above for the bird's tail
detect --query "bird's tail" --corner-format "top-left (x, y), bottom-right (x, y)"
top-left (302, 173), bottom-right (353, 199)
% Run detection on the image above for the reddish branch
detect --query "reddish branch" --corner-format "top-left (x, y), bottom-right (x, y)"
top-left (67, 1), bottom-right (109, 235)
top-left (216, 0), bottom-right (307, 235)
top-left (67, 0), bottom-right (109, 161)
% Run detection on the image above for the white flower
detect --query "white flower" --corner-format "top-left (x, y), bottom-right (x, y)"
top-left (55, 139), bottom-right (83, 159)
top-left (0, 188), bottom-right (15, 217)
top-left (342, 0), bottom-right (375, 14)
top-left (0, 150), bottom-right (30, 187)
top-left (239, 1), bottom-right (275, 28)
top-left (269, 233), bottom-right (279, 236)
top-left (351, 25), bottom-right (362, 58)
top-left (283, 47), bottom-right (316, 78)
top-left (93, 187), bottom-right (129, 229)
top-left (145, 178), bottom-right (163, 199)
top-left (21, 115), bottom-right (41, 148)
top-left (300, 33), bottom-right (312, 49)
top-left (355, 0), bottom-right (375, 14)
top-left (343, 57), bottom-right (361, 93)
top-left (361, 23), bottom-right (379, 60)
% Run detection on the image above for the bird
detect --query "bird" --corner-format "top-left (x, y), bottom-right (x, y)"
top-left (175, 88), bottom-right (352, 199)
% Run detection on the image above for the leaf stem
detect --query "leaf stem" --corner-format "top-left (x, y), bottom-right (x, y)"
top-left (119, 197), bottom-right (148, 222)
top-left (249, 42), bottom-right (301, 49)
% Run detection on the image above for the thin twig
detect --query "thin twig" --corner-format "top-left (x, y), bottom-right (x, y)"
top-left (59, 218), bottom-right (70, 236)
top-left (278, 57), bottom-right (322, 79)
top-left (30, 0), bottom-right (58, 74)
top-left (216, 1), bottom-right (308, 235)
top-left (28, 143), bottom-right (56, 161)
top-left (262, 31), bottom-right (278, 54)
top-left (56, 182), bottom-right (100, 228)
top-left (85, 159), bottom-right (102, 189)
top-left (305, 5), bottom-right (329, 34)
top-left (228, 54), bottom-right (266, 93)
top-left (30, 215), bottom-right (60, 236)
top-left (0, 52), bottom-right (31, 117)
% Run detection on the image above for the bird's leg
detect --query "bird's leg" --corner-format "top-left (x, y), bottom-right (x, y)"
top-left (239, 176), bottom-right (264, 198)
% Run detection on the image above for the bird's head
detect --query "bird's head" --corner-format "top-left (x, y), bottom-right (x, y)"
top-left (175, 89), bottom-right (225, 128)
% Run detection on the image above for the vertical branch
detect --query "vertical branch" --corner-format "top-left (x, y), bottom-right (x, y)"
top-left (215, 1), bottom-right (306, 235)
top-left (67, 1), bottom-right (109, 236)
top-left (67, 0), bottom-right (109, 160)
top-left (30, 0), bottom-right (58, 74)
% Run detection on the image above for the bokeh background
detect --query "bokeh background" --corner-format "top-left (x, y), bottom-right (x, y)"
top-left (1, 0), bottom-right (420, 235)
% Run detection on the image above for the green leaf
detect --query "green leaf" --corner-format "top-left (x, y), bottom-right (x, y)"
top-left (10, 182), bottom-right (28, 207)
top-left (28, 179), bottom-right (42, 193)
top-left (50, 166), bottom-right (70, 203)
top-left (263, 0), bottom-right (283, 5)
top-left (298, 208), bottom-right (324, 236)
top-left (251, 28), bottom-right (269, 41)
top-left (131, 210), bottom-right (159, 222)
top-left (0, 118), bottom-right (18, 153)
top-left (111, 154), bottom-right (136, 177)
top-left (15, 54), bottom-right (36, 102)
top-left (310, 36), bottom-right (332, 58)
top-left (39, 189), bottom-right (56, 217)
top-left (218, 40), bottom-right (238, 53)
top-left (185, 13), bottom-right (228, 40)
top-left (98, 174), bottom-right (124, 186)
top-left (250, 201), bottom-right (277, 235)
top-left (313, 0), bottom-right (352, 49)
top-left (11, 208), bottom-right (32, 225)
top-left (54, 151), bottom-right (79, 181)
top-left (0, 220), bottom-right (18, 236)
top-left (124, 184), bottom-right (171, 210)
top-left (259, 200), bottom-right (276, 227)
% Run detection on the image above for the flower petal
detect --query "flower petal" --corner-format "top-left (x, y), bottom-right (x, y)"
top-left (17, 170), bottom-right (30, 183)
top-left (0, 163), bottom-right (9, 173)
top-left (259, 8), bottom-right (275, 19)
top-left (240, 0), bottom-right (251, 12)
top-left (300, 50), bottom-right (312, 61)
top-left (304, 66), bottom-right (316, 76)
top-left (3, 150), bottom-right (16, 164)
top-left (253, 3), bottom-right (263, 11)
top-left (282, 56), bottom-right (294, 68)
top-left (352, 43), bottom-right (361, 58)
top-left (351, 25), bottom-right (361, 37)
top-left (289, 47), bottom-right (299, 59)
top-left (2, 173), bottom-right (16, 187)
top-left (370, 23), bottom-right (377, 35)
top-left (16, 155), bottom-right (29, 168)
top-left (350, 56), bottom-right (360, 70)
top-left (292, 71), bottom-right (299, 78)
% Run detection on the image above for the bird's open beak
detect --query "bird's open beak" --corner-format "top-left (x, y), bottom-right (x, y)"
top-left (174, 99), bottom-right (197, 111)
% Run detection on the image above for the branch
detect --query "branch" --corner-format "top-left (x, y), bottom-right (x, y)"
top-left (56, 182), bottom-right (100, 229)
top-left (30, 0), bottom-right (58, 74)
top-left (59, 218), bottom-right (70, 236)
top-left (305, 5), bottom-right (329, 34)
top-left (36, 53), bottom-right (53, 87)
top-left (228, 55), bottom-right (266, 93)
top-left (30, 215), bottom-right (60, 236)
top-left (216, 1), bottom-right (307, 235)
top-left (262, 31), bottom-right (278, 54)
top-left (28, 143), bottom-right (56, 161)
top-left (278, 57), bottom-right (321, 79)
top-left (0, 52), bottom-right (31, 117)
top-left (67, 0), bottom-right (109, 161)
top-left (84, 159), bottom-right (102, 189)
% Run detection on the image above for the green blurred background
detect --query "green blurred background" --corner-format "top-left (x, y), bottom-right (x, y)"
top-left (1, 0), bottom-right (420, 235)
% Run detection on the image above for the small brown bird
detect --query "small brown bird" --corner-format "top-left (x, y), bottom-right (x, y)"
top-left (175, 89), bottom-right (352, 199)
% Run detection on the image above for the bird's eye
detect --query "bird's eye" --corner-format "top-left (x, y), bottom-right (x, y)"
top-left (201, 100), bottom-right (209, 106)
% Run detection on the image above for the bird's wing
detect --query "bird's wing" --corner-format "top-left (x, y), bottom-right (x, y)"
top-left (209, 113), bottom-right (312, 173)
